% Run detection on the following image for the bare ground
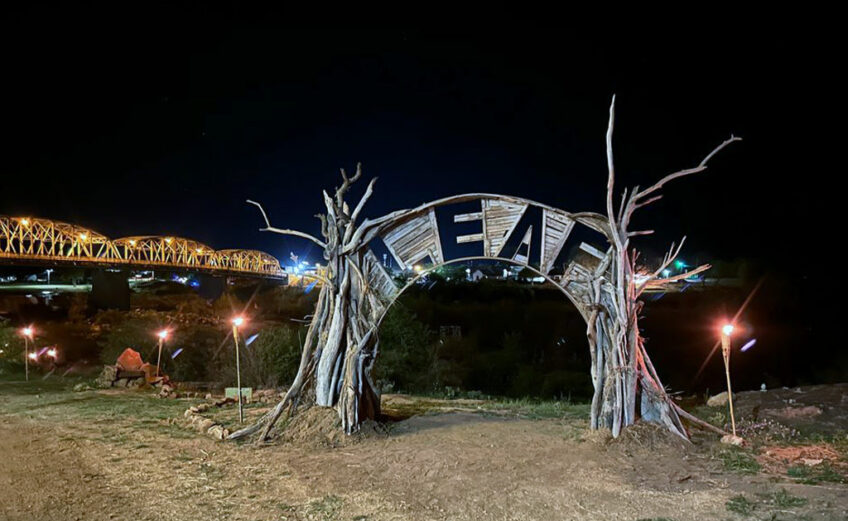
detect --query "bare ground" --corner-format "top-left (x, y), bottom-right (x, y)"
top-left (1, 381), bottom-right (846, 521)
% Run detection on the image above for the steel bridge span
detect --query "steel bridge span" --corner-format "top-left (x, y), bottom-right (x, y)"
top-left (0, 216), bottom-right (284, 279)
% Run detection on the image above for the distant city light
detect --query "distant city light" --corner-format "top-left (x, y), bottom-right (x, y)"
top-left (413, 265), bottom-right (423, 273)
top-left (675, 260), bottom-right (685, 269)
top-left (28, 352), bottom-right (37, 360)
top-left (662, 269), bottom-right (671, 277)
top-left (47, 348), bottom-right (57, 359)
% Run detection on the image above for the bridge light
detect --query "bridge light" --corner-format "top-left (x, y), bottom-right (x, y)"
top-left (196, 248), bottom-right (203, 254)
top-left (20, 218), bottom-right (30, 227)
top-left (165, 237), bottom-right (172, 244)
top-left (79, 233), bottom-right (88, 241)
top-left (129, 240), bottom-right (137, 246)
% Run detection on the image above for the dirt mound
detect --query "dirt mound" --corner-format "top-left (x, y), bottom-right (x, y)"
top-left (607, 422), bottom-right (690, 452)
top-left (277, 406), bottom-right (387, 448)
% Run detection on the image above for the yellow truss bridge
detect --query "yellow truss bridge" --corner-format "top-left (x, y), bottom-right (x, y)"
top-left (0, 216), bottom-right (284, 279)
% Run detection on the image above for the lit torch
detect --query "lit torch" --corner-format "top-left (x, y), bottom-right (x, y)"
top-left (720, 323), bottom-right (737, 436)
top-left (232, 316), bottom-right (246, 423)
top-left (155, 329), bottom-right (170, 377)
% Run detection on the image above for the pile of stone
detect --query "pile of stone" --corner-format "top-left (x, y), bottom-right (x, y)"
top-left (182, 399), bottom-right (239, 440)
top-left (158, 383), bottom-right (179, 398)
top-left (254, 388), bottom-right (284, 404)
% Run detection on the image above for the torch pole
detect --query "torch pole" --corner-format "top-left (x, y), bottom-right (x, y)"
top-left (721, 331), bottom-right (737, 436)
top-left (156, 337), bottom-right (164, 377)
top-left (232, 324), bottom-right (244, 423)
top-left (24, 337), bottom-right (29, 382)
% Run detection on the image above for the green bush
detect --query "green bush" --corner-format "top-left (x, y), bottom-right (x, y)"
top-left (241, 324), bottom-right (302, 388)
top-left (0, 326), bottom-right (26, 374)
top-left (375, 304), bottom-right (433, 392)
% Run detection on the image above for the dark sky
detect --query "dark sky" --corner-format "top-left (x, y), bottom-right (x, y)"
top-left (1, 8), bottom-right (824, 274)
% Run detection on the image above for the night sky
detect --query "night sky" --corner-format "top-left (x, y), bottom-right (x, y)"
top-left (2, 8), bottom-right (823, 277)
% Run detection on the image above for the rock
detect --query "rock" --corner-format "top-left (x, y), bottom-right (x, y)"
top-left (801, 458), bottom-right (823, 466)
top-left (707, 391), bottom-right (733, 407)
top-left (721, 434), bottom-right (745, 446)
top-left (94, 365), bottom-right (117, 388)
top-left (197, 418), bottom-right (215, 432)
top-left (207, 425), bottom-right (227, 440)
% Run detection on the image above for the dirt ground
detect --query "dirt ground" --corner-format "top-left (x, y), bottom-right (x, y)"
top-left (1, 380), bottom-right (846, 521)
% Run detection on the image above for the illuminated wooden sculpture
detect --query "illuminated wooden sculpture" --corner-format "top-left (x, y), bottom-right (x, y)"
top-left (233, 96), bottom-right (738, 442)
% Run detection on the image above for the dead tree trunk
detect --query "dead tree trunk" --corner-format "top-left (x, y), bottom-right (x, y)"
top-left (590, 95), bottom-right (740, 437)
top-left (231, 165), bottom-right (384, 441)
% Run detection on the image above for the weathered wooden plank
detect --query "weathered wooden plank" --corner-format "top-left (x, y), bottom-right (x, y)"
top-left (579, 242), bottom-right (606, 259)
top-left (483, 199), bottom-right (527, 257)
top-left (453, 212), bottom-right (483, 223)
top-left (363, 249), bottom-right (398, 303)
top-left (457, 233), bottom-right (484, 244)
top-left (511, 226), bottom-right (532, 265)
top-left (380, 208), bottom-right (443, 269)
top-left (540, 208), bottom-right (576, 274)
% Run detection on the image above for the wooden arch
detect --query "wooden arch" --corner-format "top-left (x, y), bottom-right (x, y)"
top-left (233, 97), bottom-right (739, 442)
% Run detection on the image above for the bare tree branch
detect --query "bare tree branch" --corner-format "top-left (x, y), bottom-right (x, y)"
top-left (631, 135), bottom-right (741, 204)
top-left (246, 200), bottom-right (327, 248)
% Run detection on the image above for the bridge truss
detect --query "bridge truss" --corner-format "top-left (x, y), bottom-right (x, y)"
top-left (0, 216), bottom-right (284, 278)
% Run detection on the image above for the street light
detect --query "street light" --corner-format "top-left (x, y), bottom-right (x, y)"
top-left (47, 348), bottom-right (57, 359)
top-left (155, 329), bottom-right (170, 377)
top-left (720, 323), bottom-right (738, 436)
top-left (231, 316), bottom-right (246, 423)
top-left (21, 326), bottom-right (34, 381)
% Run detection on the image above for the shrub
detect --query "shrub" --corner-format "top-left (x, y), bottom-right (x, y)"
top-left (0, 326), bottom-right (26, 374)
top-left (210, 323), bottom-right (302, 388)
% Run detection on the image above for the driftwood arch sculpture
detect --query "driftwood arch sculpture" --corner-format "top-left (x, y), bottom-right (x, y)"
top-left (232, 97), bottom-right (738, 442)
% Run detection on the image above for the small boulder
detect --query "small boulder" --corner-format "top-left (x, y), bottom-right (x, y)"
top-left (707, 391), bottom-right (733, 407)
top-left (207, 425), bottom-right (227, 440)
top-left (94, 365), bottom-right (117, 388)
top-left (197, 418), bottom-right (215, 432)
top-left (720, 434), bottom-right (745, 446)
